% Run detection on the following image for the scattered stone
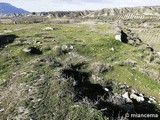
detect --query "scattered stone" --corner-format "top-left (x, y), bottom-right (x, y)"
top-left (61, 44), bottom-right (74, 53)
top-left (104, 88), bottom-right (109, 92)
top-left (128, 39), bottom-right (135, 45)
top-left (156, 52), bottom-right (160, 57)
top-left (130, 93), bottom-right (145, 102)
top-left (100, 108), bottom-right (108, 111)
top-left (149, 96), bottom-right (157, 103)
top-left (118, 83), bottom-right (126, 89)
top-left (43, 27), bottom-right (59, 31)
top-left (0, 108), bottom-right (4, 112)
top-left (91, 62), bottom-right (113, 73)
top-left (107, 94), bottom-right (134, 110)
top-left (146, 44), bottom-right (154, 52)
top-left (139, 93), bottom-right (144, 97)
top-left (37, 99), bottom-right (42, 102)
top-left (122, 92), bottom-right (132, 103)
top-left (115, 27), bottom-right (122, 41)
top-left (54, 44), bottom-right (74, 55)
top-left (110, 47), bottom-right (115, 51)
top-left (71, 105), bottom-right (80, 108)
top-left (23, 47), bottom-right (42, 54)
top-left (35, 40), bottom-right (42, 45)
top-left (115, 34), bottom-right (121, 41)
top-left (91, 74), bottom-right (103, 81)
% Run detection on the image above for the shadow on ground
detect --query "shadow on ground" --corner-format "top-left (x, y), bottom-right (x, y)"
top-left (0, 34), bottom-right (18, 48)
top-left (61, 63), bottom-right (160, 119)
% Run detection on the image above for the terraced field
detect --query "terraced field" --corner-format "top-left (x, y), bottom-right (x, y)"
top-left (117, 13), bottom-right (145, 20)
top-left (117, 14), bottom-right (160, 20)
top-left (131, 28), bottom-right (160, 51)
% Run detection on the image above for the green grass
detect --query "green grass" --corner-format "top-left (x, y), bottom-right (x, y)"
top-left (0, 22), bottom-right (160, 119)
top-left (105, 65), bottom-right (160, 100)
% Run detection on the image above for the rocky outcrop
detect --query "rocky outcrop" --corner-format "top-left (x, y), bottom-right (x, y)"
top-left (60, 55), bottom-right (160, 118)
top-left (23, 47), bottom-right (42, 54)
top-left (115, 26), bottom-right (142, 46)
top-left (40, 50), bottom-right (157, 118)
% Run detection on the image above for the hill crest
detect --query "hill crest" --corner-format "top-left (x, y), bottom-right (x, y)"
top-left (0, 2), bottom-right (29, 14)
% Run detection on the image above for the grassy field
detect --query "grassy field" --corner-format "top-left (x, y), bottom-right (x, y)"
top-left (0, 22), bottom-right (160, 119)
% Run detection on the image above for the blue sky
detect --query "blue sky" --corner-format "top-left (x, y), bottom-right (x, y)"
top-left (0, 0), bottom-right (160, 12)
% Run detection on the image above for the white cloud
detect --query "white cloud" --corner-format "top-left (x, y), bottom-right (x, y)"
top-left (0, 0), bottom-right (160, 12)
